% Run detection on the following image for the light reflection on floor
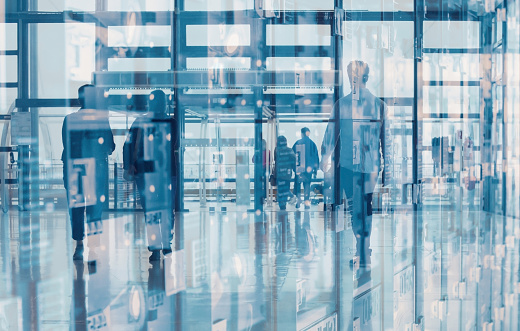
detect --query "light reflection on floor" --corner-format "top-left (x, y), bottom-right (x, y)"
top-left (0, 208), bottom-right (517, 330)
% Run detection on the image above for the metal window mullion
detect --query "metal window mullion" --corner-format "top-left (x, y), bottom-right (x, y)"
top-left (413, 0), bottom-right (425, 326)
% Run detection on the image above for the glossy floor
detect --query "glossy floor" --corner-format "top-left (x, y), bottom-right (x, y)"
top-left (0, 207), bottom-right (517, 330)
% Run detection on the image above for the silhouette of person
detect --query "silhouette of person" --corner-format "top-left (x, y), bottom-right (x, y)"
top-left (123, 90), bottom-right (175, 262)
top-left (274, 136), bottom-right (296, 210)
top-left (252, 139), bottom-right (271, 204)
top-left (322, 61), bottom-right (386, 271)
top-left (62, 84), bottom-right (115, 260)
top-left (292, 127), bottom-right (320, 209)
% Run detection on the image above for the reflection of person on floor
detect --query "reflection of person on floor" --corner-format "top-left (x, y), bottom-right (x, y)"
top-left (62, 84), bottom-right (115, 260)
top-left (322, 61), bottom-right (386, 271)
top-left (292, 128), bottom-right (320, 209)
top-left (123, 90), bottom-right (175, 262)
top-left (274, 136), bottom-right (296, 210)
top-left (72, 261), bottom-right (87, 329)
top-left (147, 260), bottom-right (165, 323)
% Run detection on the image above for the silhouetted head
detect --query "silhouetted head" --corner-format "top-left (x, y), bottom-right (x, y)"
top-left (148, 90), bottom-right (167, 115)
top-left (78, 84), bottom-right (95, 109)
top-left (347, 60), bottom-right (370, 88)
top-left (301, 127), bottom-right (310, 138)
top-left (277, 135), bottom-right (287, 147)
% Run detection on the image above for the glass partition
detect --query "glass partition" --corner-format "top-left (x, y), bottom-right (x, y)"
top-left (1, 1), bottom-right (520, 330)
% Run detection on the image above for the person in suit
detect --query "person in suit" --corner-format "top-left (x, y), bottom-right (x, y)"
top-left (62, 84), bottom-right (115, 260)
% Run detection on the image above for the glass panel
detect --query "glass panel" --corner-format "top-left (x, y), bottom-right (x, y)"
top-left (0, 88), bottom-right (17, 114)
top-left (423, 86), bottom-right (480, 115)
top-left (423, 21), bottom-right (481, 49)
top-left (108, 0), bottom-right (175, 11)
top-left (184, 0), bottom-right (253, 11)
top-left (0, 23), bottom-right (17, 51)
top-left (0, 55), bottom-right (17, 83)
top-left (108, 26), bottom-right (172, 48)
top-left (423, 53), bottom-right (480, 81)
top-left (186, 57), bottom-right (251, 70)
top-left (266, 24), bottom-right (331, 46)
top-left (35, 0), bottom-right (95, 11)
top-left (343, 0), bottom-right (413, 12)
top-left (7, 2), bottom-right (520, 331)
top-left (186, 24), bottom-right (250, 47)
top-left (264, 0), bottom-right (334, 11)
top-left (343, 21), bottom-right (414, 98)
top-left (38, 111), bottom-right (72, 164)
top-left (506, 54), bottom-right (520, 85)
top-left (507, 2), bottom-right (520, 52)
top-left (33, 23), bottom-right (95, 99)
top-left (266, 57), bottom-right (332, 71)
top-left (107, 58), bottom-right (171, 71)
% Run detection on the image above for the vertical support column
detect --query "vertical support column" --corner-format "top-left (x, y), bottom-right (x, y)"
top-left (499, 2), bottom-right (509, 328)
top-left (478, 12), bottom-right (495, 330)
top-left (333, 3), bottom-right (343, 209)
top-left (500, 2), bottom-right (508, 218)
top-left (29, 9), bottom-right (39, 210)
top-left (17, 0), bottom-right (29, 211)
top-left (481, 12), bottom-right (494, 215)
top-left (333, 2), bottom-right (345, 330)
top-left (253, 16), bottom-right (265, 213)
top-left (253, 99), bottom-right (263, 212)
top-left (413, 0), bottom-right (425, 326)
top-left (172, 5), bottom-right (185, 331)
top-left (173, 7), bottom-right (184, 212)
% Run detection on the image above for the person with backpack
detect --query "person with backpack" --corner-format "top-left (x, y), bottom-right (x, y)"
top-left (123, 90), bottom-right (176, 262)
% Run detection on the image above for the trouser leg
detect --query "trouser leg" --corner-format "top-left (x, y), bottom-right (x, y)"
top-left (277, 179), bottom-right (289, 210)
top-left (293, 177), bottom-right (300, 201)
top-left (303, 178), bottom-right (311, 202)
top-left (70, 207), bottom-right (85, 241)
top-left (64, 167), bottom-right (85, 241)
top-left (360, 192), bottom-right (373, 266)
top-left (342, 169), bottom-right (373, 266)
top-left (350, 172), bottom-right (364, 262)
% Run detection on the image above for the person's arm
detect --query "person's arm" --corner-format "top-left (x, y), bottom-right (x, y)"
top-left (380, 101), bottom-right (387, 186)
top-left (107, 128), bottom-right (116, 155)
top-left (122, 127), bottom-right (133, 171)
top-left (61, 116), bottom-right (67, 162)
top-left (321, 104), bottom-right (337, 169)
top-left (290, 149), bottom-right (296, 176)
top-left (105, 116), bottom-right (116, 155)
top-left (313, 141), bottom-right (319, 171)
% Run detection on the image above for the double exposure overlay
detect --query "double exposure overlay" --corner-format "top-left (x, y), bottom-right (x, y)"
top-left (0, 0), bottom-right (520, 330)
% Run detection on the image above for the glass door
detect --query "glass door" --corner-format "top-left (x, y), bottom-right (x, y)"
top-left (417, 11), bottom-right (483, 330)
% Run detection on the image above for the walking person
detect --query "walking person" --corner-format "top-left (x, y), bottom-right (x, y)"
top-left (292, 127), bottom-right (320, 209)
top-left (274, 136), bottom-right (296, 210)
top-left (123, 90), bottom-right (176, 262)
top-left (252, 139), bottom-right (271, 204)
top-left (322, 61), bottom-right (387, 274)
top-left (62, 84), bottom-right (115, 260)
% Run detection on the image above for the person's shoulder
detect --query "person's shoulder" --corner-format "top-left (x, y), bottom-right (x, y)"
top-left (365, 89), bottom-right (385, 105)
top-left (336, 94), bottom-right (353, 105)
top-left (64, 110), bottom-right (80, 120)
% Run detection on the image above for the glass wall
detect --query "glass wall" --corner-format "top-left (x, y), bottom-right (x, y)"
top-left (1, 0), bottom-right (520, 330)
